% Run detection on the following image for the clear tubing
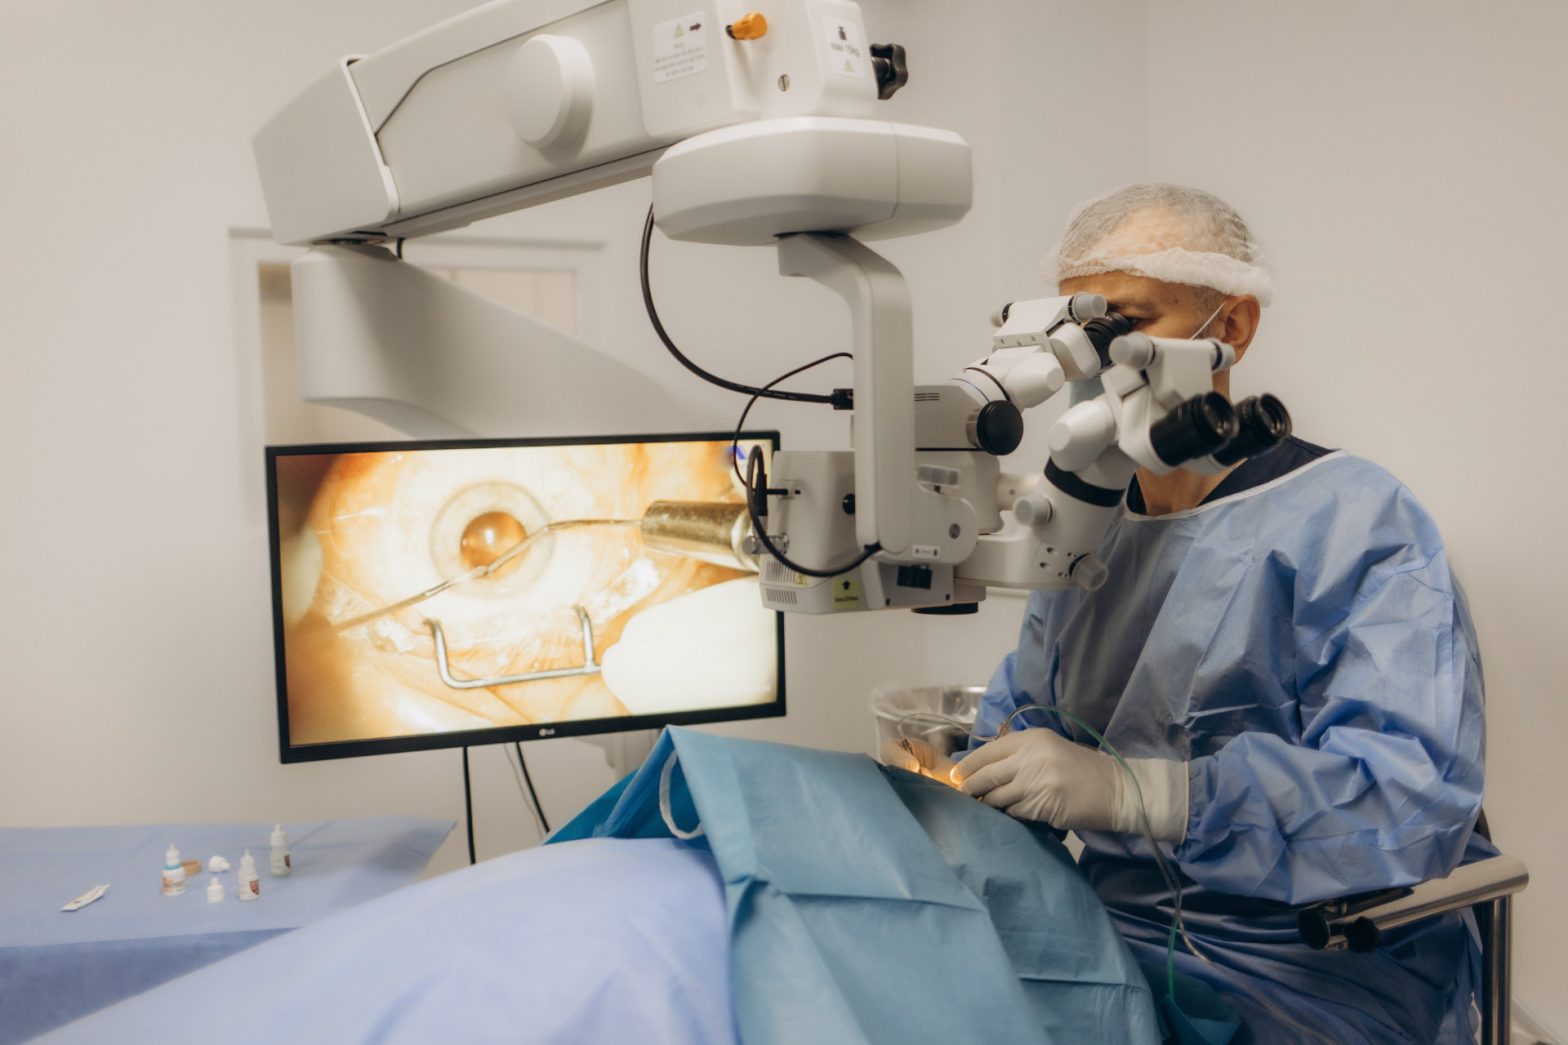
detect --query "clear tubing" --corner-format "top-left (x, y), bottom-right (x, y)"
top-left (896, 702), bottom-right (1341, 1034)
top-left (895, 702), bottom-right (1185, 1002)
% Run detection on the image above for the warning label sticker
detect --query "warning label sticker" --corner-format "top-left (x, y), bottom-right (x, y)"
top-left (653, 12), bottom-right (709, 83)
top-left (832, 576), bottom-right (863, 611)
top-left (822, 16), bottom-right (868, 78)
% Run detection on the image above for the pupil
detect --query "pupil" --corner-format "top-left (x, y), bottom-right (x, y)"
top-left (460, 511), bottom-right (527, 575)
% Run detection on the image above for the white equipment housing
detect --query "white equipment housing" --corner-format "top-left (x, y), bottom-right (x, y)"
top-left (254, 0), bottom-right (958, 245)
top-left (256, 0), bottom-right (1280, 617)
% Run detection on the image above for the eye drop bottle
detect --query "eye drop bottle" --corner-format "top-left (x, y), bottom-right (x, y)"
top-left (237, 850), bottom-right (260, 901)
top-left (269, 824), bottom-right (291, 876)
top-left (161, 843), bottom-right (186, 896)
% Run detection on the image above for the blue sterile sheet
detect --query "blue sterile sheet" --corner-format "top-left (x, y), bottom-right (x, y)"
top-left (552, 728), bottom-right (1161, 1044)
top-left (37, 836), bottom-right (735, 1045)
top-left (37, 733), bottom-right (1160, 1044)
top-left (1, 817), bottom-right (452, 1043)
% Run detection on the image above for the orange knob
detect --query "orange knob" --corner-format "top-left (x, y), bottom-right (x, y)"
top-left (727, 12), bottom-right (768, 40)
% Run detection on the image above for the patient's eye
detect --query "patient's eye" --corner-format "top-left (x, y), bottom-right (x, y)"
top-left (461, 512), bottom-right (527, 573)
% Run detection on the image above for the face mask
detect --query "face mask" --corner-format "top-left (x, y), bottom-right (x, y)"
top-left (1190, 299), bottom-right (1228, 339)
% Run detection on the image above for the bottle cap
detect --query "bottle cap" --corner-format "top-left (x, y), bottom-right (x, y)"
top-left (271, 824), bottom-right (286, 846)
top-left (206, 876), bottom-right (224, 902)
top-left (165, 843), bottom-right (180, 867)
top-left (240, 849), bottom-right (256, 873)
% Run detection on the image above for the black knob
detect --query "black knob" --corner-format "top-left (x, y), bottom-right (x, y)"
top-left (1083, 312), bottom-right (1136, 371)
top-left (1148, 392), bottom-right (1237, 467)
top-left (974, 400), bottom-right (1024, 456)
top-left (870, 43), bottom-right (909, 100)
top-left (1212, 394), bottom-right (1292, 466)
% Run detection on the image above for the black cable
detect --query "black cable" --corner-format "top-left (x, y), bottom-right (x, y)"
top-left (640, 206), bottom-right (836, 405)
top-left (516, 742), bottom-right (551, 835)
top-left (744, 448), bottom-right (881, 578)
top-left (461, 746), bottom-right (476, 866)
top-left (503, 744), bottom-right (545, 837)
top-left (641, 204), bottom-right (873, 576)
top-left (730, 352), bottom-right (852, 486)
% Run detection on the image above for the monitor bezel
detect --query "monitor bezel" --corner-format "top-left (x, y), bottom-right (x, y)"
top-left (265, 430), bottom-right (785, 764)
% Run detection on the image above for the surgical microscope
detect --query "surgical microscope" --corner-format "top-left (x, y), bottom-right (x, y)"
top-left (254, 0), bottom-right (1290, 622)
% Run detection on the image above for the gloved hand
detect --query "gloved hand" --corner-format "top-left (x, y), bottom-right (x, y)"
top-left (951, 728), bottom-right (1188, 842)
top-left (878, 736), bottom-right (958, 785)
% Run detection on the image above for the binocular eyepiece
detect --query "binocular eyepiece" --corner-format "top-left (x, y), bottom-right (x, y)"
top-left (1150, 392), bottom-right (1237, 467)
top-left (1082, 311), bottom-right (1137, 371)
top-left (1213, 394), bottom-right (1292, 466)
top-left (1149, 392), bottom-right (1292, 468)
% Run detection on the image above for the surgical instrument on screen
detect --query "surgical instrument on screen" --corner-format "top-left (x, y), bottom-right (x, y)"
top-left (332, 518), bottom-right (637, 631)
top-left (639, 500), bottom-right (757, 572)
top-left (426, 608), bottom-right (601, 690)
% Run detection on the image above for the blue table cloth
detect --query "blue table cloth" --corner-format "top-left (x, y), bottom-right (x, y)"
top-left (0, 817), bottom-right (452, 1042)
top-left (38, 837), bottom-right (735, 1045)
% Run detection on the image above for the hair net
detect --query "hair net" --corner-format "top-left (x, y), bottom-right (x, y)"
top-left (1042, 184), bottom-right (1273, 306)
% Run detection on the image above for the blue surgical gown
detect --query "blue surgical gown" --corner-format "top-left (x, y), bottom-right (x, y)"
top-left (977, 439), bottom-right (1486, 1045)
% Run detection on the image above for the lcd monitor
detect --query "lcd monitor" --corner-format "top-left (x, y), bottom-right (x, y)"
top-left (266, 432), bottom-right (783, 762)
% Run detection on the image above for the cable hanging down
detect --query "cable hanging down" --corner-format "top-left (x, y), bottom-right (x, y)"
top-left (729, 352), bottom-right (880, 577)
top-left (640, 204), bottom-right (876, 576)
top-left (744, 448), bottom-right (881, 578)
top-left (640, 206), bottom-right (843, 405)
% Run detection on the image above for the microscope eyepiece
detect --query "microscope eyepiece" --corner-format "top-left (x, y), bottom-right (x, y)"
top-left (1083, 312), bottom-right (1136, 371)
top-left (1212, 394), bottom-right (1292, 466)
top-left (1149, 392), bottom-right (1237, 467)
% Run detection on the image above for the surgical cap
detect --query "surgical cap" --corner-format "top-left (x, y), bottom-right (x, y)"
top-left (1042, 183), bottom-right (1274, 306)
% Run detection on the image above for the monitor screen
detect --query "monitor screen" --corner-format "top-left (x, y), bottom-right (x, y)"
top-left (266, 432), bottom-right (783, 762)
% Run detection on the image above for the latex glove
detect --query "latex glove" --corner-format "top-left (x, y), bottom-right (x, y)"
top-left (952, 728), bottom-right (1188, 842)
top-left (878, 737), bottom-right (958, 785)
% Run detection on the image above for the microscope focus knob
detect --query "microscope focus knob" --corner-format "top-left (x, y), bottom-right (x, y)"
top-left (507, 35), bottom-right (595, 149)
top-left (1012, 492), bottom-right (1053, 528)
top-left (870, 43), bottom-right (909, 101)
top-left (970, 400), bottom-right (1024, 455)
top-left (1070, 554), bottom-right (1109, 592)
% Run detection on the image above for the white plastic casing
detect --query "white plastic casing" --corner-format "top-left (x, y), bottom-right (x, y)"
top-left (254, 0), bottom-right (921, 244)
top-left (254, 58), bottom-right (399, 245)
top-left (651, 117), bottom-right (972, 245)
top-left (506, 35), bottom-right (596, 148)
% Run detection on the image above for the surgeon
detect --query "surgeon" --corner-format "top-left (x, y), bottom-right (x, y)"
top-left (902, 185), bottom-right (1487, 1043)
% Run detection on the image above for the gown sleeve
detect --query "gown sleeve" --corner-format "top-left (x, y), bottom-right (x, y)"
top-left (1174, 490), bottom-right (1486, 905)
top-left (974, 591), bottom-right (1077, 747)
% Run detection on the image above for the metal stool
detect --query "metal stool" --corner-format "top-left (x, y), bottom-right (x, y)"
top-left (1299, 853), bottom-right (1529, 1045)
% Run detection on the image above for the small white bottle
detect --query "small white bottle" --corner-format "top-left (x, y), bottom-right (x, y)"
top-left (237, 850), bottom-right (260, 901)
top-left (206, 876), bottom-right (225, 903)
top-left (269, 824), bottom-right (291, 877)
top-left (161, 843), bottom-right (186, 896)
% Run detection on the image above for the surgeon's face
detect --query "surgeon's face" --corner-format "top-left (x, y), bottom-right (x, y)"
top-left (1059, 270), bottom-right (1259, 396)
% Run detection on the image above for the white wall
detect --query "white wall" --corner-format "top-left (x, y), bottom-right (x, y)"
top-left (0, 0), bottom-right (1140, 881)
top-left (1138, 1), bottom-right (1568, 1034)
